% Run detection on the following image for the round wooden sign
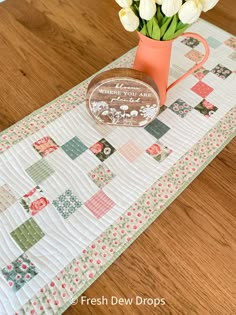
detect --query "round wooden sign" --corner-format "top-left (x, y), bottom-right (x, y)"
top-left (86, 68), bottom-right (160, 127)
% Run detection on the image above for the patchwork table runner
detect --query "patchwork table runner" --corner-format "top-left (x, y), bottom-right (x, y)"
top-left (0, 19), bottom-right (235, 315)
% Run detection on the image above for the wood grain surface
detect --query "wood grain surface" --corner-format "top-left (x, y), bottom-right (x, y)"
top-left (0, 1), bottom-right (235, 314)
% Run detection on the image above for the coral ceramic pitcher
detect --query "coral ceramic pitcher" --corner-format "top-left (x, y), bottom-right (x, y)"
top-left (133, 32), bottom-right (210, 106)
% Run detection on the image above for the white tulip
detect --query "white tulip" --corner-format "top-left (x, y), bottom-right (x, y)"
top-left (178, 0), bottom-right (202, 24)
top-left (161, 0), bottom-right (182, 17)
top-left (119, 8), bottom-right (140, 31)
top-left (156, 0), bottom-right (163, 4)
top-left (139, 0), bottom-right (157, 20)
top-left (199, 0), bottom-right (219, 12)
top-left (115, 0), bottom-right (133, 8)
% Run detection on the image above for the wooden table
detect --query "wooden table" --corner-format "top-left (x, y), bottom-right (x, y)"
top-left (0, 1), bottom-right (235, 314)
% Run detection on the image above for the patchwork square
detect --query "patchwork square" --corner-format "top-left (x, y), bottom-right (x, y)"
top-left (118, 141), bottom-right (143, 162)
top-left (193, 67), bottom-right (209, 80)
top-left (206, 36), bottom-right (222, 49)
top-left (191, 81), bottom-right (214, 98)
top-left (85, 190), bottom-right (115, 219)
top-left (90, 138), bottom-right (115, 162)
top-left (89, 164), bottom-right (115, 189)
top-left (185, 49), bottom-right (204, 63)
top-left (146, 142), bottom-right (172, 162)
top-left (2, 254), bottom-right (38, 292)
top-left (229, 51), bottom-right (236, 62)
top-left (26, 159), bottom-right (55, 184)
top-left (11, 218), bottom-right (45, 252)
top-left (211, 64), bottom-right (232, 79)
top-left (224, 37), bottom-right (236, 50)
top-left (61, 136), bottom-right (88, 160)
top-left (0, 184), bottom-right (17, 212)
top-left (144, 119), bottom-right (170, 139)
top-left (52, 189), bottom-right (82, 219)
top-left (20, 186), bottom-right (49, 216)
top-left (169, 99), bottom-right (193, 118)
top-left (194, 100), bottom-right (218, 118)
top-left (33, 136), bottom-right (59, 157)
top-left (181, 37), bottom-right (200, 48)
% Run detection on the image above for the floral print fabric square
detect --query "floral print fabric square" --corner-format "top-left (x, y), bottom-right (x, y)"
top-left (146, 142), bottom-right (172, 162)
top-left (193, 67), bottom-right (209, 80)
top-left (89, 164), bottom-right (115, 189)
top-left (90, 138), bottom-right (115, 162)
top-left (84, 190), bottom-right (115, 219)
top-left (33, 136), bottom-right (59, 157)
top-left (224, 37), bottom-right (236, 50)
top-left (52, 190), bottom-right (82, 219)
top-left (169, 99), bottom-right (193, 118)
top-left (20, 186), bottom-right (49, 216)
top-left (2, 254), bottom-right (38, 292)
top-left (191, 81), bottom-right (214, 98)
top-left (211, 64), bottom-right (232, 79)
top-left (0, 184), bottom-right (17, 212)
top-left (61, 136), bottom-right (88, 160)
top-left (11, 218), bottom-right (45, 252)
top-left (185, 49), bottom-right (204, 63)
top-left (194, 100), bottom-right (218, 118)
top-left (181, 37), bottom-right (200, 48)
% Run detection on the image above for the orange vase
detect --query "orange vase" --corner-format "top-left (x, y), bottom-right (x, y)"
top-left (133, 32), bottom-right (210, 106)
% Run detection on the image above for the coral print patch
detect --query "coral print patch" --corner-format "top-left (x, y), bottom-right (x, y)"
top-left (194, 100), bottom-right (218, 118)
top-left (211, 64), bottom-right (232, 79)
top-left (90, 138), bottom-right (115, 162)
top-left (33, 136), bottom-right (59, 157)
top-left (169, 99), bottom-right (192, 118)
top-left (20, 186), bottom-right (49, 216)
top-left (191, 81), bottom-right (213, 98)
top-left (89, 164), bottom-right (115, 189)
top-left (52, 190), bottom-right (82, 219)
top-left (2, 254), bottom-right (38, 292)
top-left (146, 142), bottom-right (172, 162)
top-left (0, 184), bottom-right (17, 212)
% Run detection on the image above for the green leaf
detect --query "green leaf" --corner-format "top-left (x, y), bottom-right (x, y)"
top-left (146, 19), bottom-right (153, 37)
top-left (152, 17), bottom-right (161, 40)
top-left (140, 23), bottom-right (147, 36)
top-left (162, 14), bottom-right (178, 40)
top-left (156, 6), bottom-right (163, 26)
top-left (176, 21), bottom-right (187, 31)
top-left (171, 24), bottom-right (190, 40)
top-left (160, 17), bottom-right (172, 38)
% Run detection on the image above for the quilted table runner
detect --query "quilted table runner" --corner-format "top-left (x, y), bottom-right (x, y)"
top-left (0, 19), bottom-right (235, 315)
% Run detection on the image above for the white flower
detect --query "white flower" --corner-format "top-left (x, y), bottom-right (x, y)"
top-left (119, 8), bottom-right (140, 32)
top-left (139, 0), bottom-right (157, 20)
top-left (178, 0), bottom-right (202, 24)
top-left (130, 110), bottom-right (139, 116)
top-left (120, 105), bottom-right (129, 110)
top-left (199, 0), bottom-right (219, 12)
top-left (162, 0), bottom-right (182, 17)
top-left (115, 0), bottom-right (133, 8)
top-left (156, 0), bottom-right (163, 4)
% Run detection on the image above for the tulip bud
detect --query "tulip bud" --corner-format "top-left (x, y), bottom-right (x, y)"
top-left (156, 0), bottom-right (163, 4)
top-left (199, 0), bottom-right (219, 12)
top-left (162, 0), bottom-right (182, 17)
top-left (115, 0), bottom-right (133, 8)
top-left (119, 8), bottom-right (140, 31)
top-left (178, 0), bottom-right (202, 24)
top-left (139, 0), bottom-right (157, 20)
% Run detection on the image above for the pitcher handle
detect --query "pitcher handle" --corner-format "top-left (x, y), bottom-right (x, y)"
top-left (167, 32), bottom-right (210, 92)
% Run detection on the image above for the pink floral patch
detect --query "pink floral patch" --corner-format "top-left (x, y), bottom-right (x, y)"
top-left (185, 49), bottom-right (204, 63)
top-left (33, 136), bottom-right (59, 157)
top-left (191, 81), bottom-right (214, 98)
top-left (20, 186), bottom-right (49, 216)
